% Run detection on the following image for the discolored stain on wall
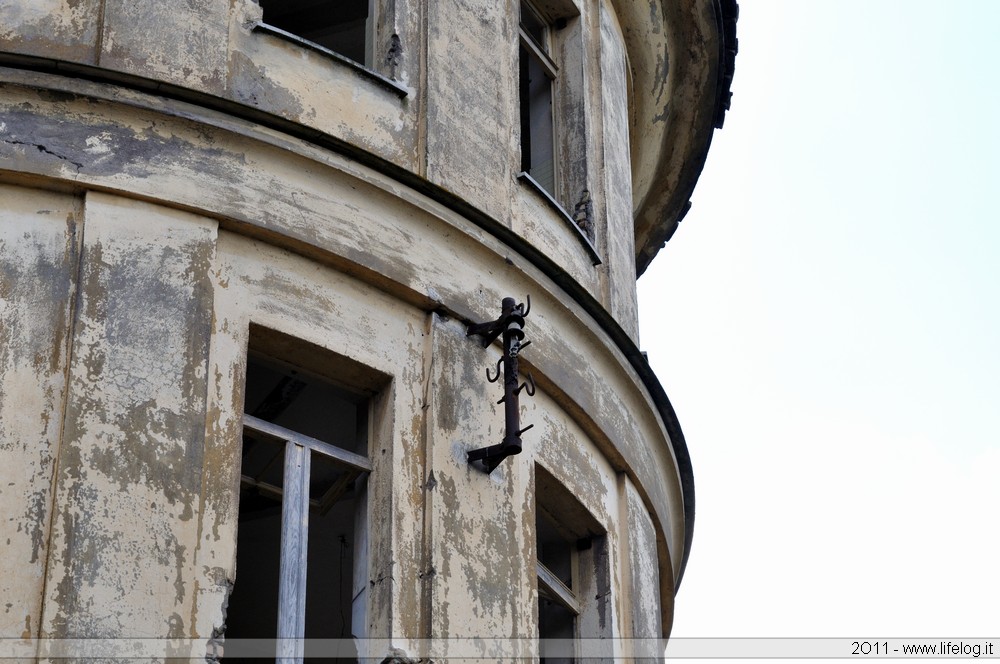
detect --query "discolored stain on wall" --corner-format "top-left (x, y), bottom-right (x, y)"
top-left (40, 194), bottom-right (218, 639)
top-left (0, 185), bottom-right (81, 641)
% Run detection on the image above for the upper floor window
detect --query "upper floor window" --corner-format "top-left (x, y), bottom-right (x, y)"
top-left (258, 0), bottom-right (374, 67)
top-left (534, 464), bottom-right (612, 662)
top-left (519, 0), bottom-right (558, 196)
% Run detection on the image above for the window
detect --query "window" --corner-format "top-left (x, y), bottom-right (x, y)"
top-left (258, 0), bottom-right (374, 67)
top-left (536, 509), bottom-right (580, 663)
top-left (225, 351), bottom-right (371, 663)
top-left (534, 465), bottom-right (612, 663)
top-left (519, 0), bottom-right (558, 195)
top-left (516, 1), bottom-right (600, 257)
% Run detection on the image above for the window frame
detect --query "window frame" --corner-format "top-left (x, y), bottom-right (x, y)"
top-left (516, 0), bottom-right (601, 264)
top-left (239, 414), bottom-right (372, 661)
top-left (251, 0), bottom-right (409, 98)
top-left (534, 464), bottom-right (612, 663)
top-left (225, 332), bottom-right (384, 663)
top-left (518, 0), bottom-right (559, 197)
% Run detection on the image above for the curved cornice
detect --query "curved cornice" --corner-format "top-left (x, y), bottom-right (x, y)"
top-left (618, 0), bottom-right (738, 276)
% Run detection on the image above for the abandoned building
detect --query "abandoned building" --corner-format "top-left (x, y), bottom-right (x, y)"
top-left (0, 0), bottom-right (736, 660)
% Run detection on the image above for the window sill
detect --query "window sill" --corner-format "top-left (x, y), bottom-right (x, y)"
top-left (517, 172), bottom-right (601, 266)
top-left (252, 22), bottom-right (409, 99)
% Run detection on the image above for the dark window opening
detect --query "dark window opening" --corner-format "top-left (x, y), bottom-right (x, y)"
top-left (258, 0), bottom-right (372, 66)
top-left (536, 509), bottom-right (577, 664)
top-left (535, 464), bottom-right (612, 662)
top-left (225, 353), bottom-right (370, 663)
top-left (519, 0), bottom-right (557, 196)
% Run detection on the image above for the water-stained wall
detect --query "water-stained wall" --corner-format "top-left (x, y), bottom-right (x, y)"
top-left (0, 0), bottom-right (680, 340)
top-left (0, 0), bottom-right (716, 657)
top-left (0, 185), bottom-right (80, 645)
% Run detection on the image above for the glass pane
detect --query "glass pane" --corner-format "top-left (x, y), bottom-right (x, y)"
top-left (520, 1), bottom-right (548, 51)
top-left (536, 511), bottom-right (572, 589)
top-left (537, 509), bottom-right (575, 663)
top-left (527, 52), bottom-right (555, 194)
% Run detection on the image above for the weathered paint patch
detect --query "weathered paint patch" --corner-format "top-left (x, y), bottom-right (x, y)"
top-left (599, 1), bottom-right (640, 342)
top-left (0, 184), bottom-right (81, 639)
top-left (425, 315), bottom-right (535, 658)
top-left (623, 476), bottom-right (664, 647)
top-left (40, 193), bottom-right (217, 639)
top-left (425, 0), bottom-right (517, 223)
top-left (99, 0), bottom-right (229, 92)
top-left (0, 0), bottom-right (101, 64)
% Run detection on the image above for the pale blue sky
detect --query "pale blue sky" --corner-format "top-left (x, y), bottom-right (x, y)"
top-left (638, 1), bottom-right (1000, 637)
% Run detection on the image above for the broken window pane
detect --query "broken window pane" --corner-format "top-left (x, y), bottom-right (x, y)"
top-left (226, 354), bottom-right (370, 663)
top-left (536, 509), bottom-right (576, 664)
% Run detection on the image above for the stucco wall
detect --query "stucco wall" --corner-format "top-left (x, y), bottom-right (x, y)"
top-left (0, 0), bottom-right (657, 339)
top-left (0, 0), bottom-right (700, 656)
top-left (0, 185), bottom-right (80, 644)
top-left (0, 171), bottom-right (680, 656)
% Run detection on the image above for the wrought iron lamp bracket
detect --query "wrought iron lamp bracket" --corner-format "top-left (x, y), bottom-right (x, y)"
top-left (466, 296), bottom-right (535, 473)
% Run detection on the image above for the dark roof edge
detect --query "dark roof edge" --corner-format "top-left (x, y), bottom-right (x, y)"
top-left (713, 0), bottom-right (740, 131)
top-left (633, 0), bottom-right (739, 277)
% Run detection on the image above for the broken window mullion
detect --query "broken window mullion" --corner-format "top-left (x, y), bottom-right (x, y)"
top-left (277, 441), bottom-right (311, 664)
top-left (536, 560), bottom-right (581, 616)
top-left (254, 445), bottom-right (285, 483)
top-left (318, 468), bottom-right (363, 516)
top-left (240, 474), bottom-right (284, 502)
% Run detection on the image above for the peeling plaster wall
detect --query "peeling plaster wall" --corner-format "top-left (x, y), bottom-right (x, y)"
top-left (0, 0), bottom-right (101, 64)
top-left (0, 0), bottom-right (661, 343)
top-left (599, 0), bottom-right (640, 343)
top-left (99, 0), bottom-right (229, 92)
top-left (424, 0), bottom-right (518, 224)
top-left (39, 194), bottom-right (216, 645)
top-left (0, 185), bottom-right (80, 645)
top-left (422, 313), bottom-right (535, 658)
top-left (226, 0), bottom-right (418, 170)
top-left (623, 476), bottom-right (666, 651)
top-left (0, 0), bottom-right (701, 653)
top-left (0, 102), bottom-right (683, 654)
top-left (0, 0), bottom-right (719, 333)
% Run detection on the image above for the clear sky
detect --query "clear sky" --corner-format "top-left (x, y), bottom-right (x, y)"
top-left (637, 0), bottom-right (1000, 638)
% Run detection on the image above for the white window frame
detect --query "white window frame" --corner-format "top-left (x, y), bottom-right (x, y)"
top-left (241, 414), bottom-right (372, 663)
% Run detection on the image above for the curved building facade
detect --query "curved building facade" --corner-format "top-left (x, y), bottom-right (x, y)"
top-left (0, 0), bottom-right (736, 660)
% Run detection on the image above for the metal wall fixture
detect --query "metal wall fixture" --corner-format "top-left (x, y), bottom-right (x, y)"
top-left (466, 296), bottom-right (536, 473)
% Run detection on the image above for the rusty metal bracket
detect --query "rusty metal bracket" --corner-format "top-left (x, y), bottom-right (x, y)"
top-left (466, 296), bottom-right (535, 473)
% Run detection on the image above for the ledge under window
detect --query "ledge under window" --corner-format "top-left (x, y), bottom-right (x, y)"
top-left (253, 22), bottom-right (408, 99)
top-left (518, 172), bottom-right (601, 266)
